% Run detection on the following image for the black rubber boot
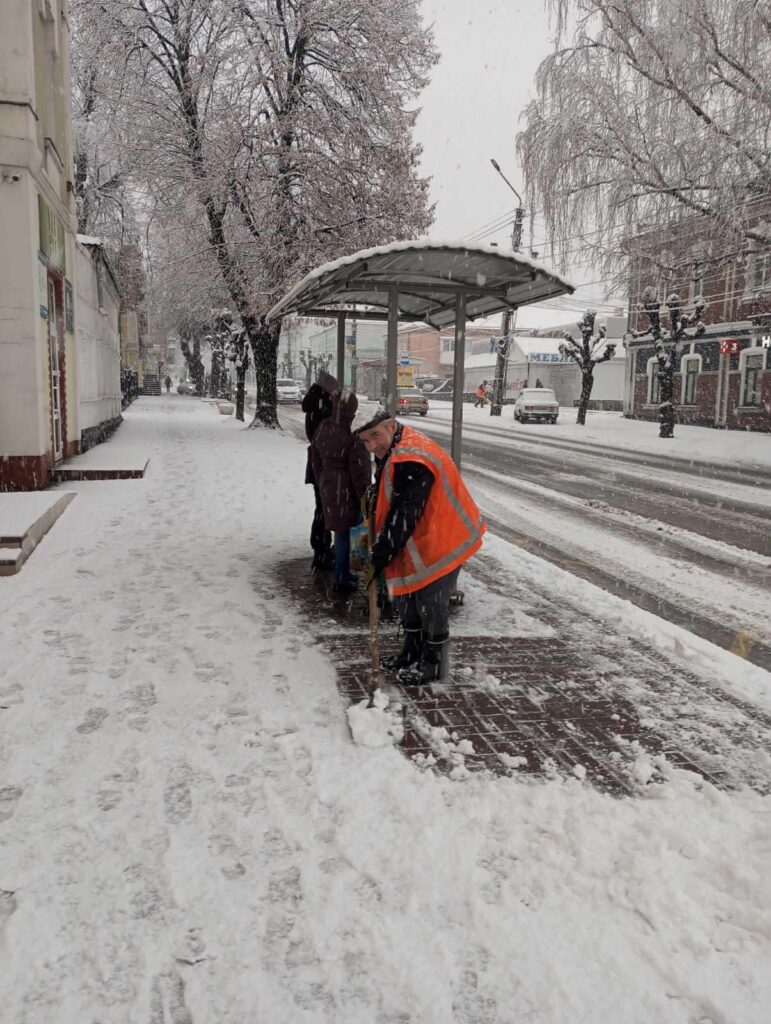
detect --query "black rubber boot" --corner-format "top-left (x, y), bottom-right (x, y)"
top-left (397, 633), bottom-right (449, 686)
top-left (382, 627), bottom-right (423, 672)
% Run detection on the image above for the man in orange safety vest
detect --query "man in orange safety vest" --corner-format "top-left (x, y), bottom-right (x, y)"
top-left (358, 410), bottom-right (486, 685)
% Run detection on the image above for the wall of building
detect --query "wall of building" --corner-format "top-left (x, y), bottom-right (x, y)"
top-left (627, 333), bottom-right (770, 431)
top-left (75, 244), bottom-right (122, 446)
top-left (0, 0), bottom-right (79, 489)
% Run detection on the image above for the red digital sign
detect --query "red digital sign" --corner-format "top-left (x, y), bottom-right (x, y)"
top-left (719, 338), bottom-right (741, 355)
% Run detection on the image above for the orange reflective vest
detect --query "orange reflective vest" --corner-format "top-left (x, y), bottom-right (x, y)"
top-left (375, 425), bottom-right (486, 596)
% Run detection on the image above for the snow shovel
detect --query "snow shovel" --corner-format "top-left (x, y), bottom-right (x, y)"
top-left (345, 511), bottom-right (403, 747)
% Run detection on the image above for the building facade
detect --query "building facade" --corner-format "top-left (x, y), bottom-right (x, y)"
top-left (74, 237), bottom-right (122, 449)
top-left (624, 207), bottom-right (771, 431)
top-left (1, 0), bottom-right (80, 488)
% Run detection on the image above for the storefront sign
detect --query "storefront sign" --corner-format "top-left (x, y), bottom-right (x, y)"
top-left (529, 352), bottom-right (571, 363)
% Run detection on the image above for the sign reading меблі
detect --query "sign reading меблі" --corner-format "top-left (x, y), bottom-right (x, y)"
top-left (529, 352), bottom-right (572, 363)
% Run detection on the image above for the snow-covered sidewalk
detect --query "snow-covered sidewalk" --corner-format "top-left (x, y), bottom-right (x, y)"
top-left (1, 397), bottom-right (769, 1024)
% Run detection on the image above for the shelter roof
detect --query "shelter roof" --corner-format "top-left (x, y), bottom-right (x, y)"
top-left (267, 239), bottom-right (575, 330)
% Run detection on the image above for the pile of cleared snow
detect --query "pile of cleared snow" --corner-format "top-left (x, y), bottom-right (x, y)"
top-left (346, 689), bottom-right (404, 746)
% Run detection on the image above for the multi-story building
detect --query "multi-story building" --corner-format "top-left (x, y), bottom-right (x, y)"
top-left (1, 0), bottom-right (80, 488)
top-left (624, 204), bottom-right (771, 431)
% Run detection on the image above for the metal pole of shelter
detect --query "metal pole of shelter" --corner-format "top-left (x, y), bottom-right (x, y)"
top-left (451, 292), bottom-right (467, 467)
top-left (386, 285), bottom-right (398, 415)
top-left (336, 312), bottom-right (346, 385)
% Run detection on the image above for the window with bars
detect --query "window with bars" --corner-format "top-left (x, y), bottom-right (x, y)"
top-left (681, 355), bottom-right (700, 405)
top-left (647, 357), bottom-right (661, 405)
top-left (741, 351), bottom-right (765, 406)
top-left (745, 224), bottom-right (771, 297)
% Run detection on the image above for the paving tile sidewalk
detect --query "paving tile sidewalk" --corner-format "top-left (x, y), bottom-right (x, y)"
top-left (275, 557), bottom-right (771, 797)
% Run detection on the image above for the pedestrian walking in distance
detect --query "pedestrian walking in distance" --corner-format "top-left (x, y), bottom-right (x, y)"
top-left (474, 380), bottom-right (489, 407)
top-left (164, 375), bottom-right (172, 393)
top-left (311, 385), bottom-right (371, 596)
top-left (358, 410), bottom-right (486, 684)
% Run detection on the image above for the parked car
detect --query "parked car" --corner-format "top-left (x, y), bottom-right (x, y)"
top-left (513, 387), bottom-right (559, 423)
top-left (422, 378), bottom-right (453, 399)
top-left (176, 380), bottom-right (195, 395)
top-left (276, 378), bottom-right (302, 402)
top-left (381, 387), bottom-right (429, 416)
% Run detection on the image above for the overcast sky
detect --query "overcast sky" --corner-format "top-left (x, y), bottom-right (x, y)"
top-left (415, 1), bottom-right (621, 329)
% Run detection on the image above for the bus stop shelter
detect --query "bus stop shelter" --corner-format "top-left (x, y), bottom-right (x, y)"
top-left (267, 240), bottom-right (575, 466)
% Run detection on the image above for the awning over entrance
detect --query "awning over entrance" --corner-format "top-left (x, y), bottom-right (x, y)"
top-left (267, 240), bottom-right (575, 465)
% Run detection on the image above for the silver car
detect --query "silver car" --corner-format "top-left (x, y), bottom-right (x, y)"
top-left (513, 387), bottom-right (559, 423)
top-left (276, 378), bottom-right (302, 403)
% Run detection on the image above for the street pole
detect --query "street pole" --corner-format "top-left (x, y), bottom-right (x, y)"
top-left (350, 314), bottom-right (358, 391)
top-left (489, 160), bottom-right (524, 417)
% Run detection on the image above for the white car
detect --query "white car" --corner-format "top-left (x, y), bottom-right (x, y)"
top-left (513, 387), bottom-right (559, 424)
top-left (276, 378), bottom-right (302, 403)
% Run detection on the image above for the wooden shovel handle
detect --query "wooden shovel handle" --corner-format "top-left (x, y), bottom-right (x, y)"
top-left (366, 503), bottom-right (382, 688)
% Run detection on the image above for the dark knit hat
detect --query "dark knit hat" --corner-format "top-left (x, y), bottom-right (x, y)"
top-left (317, 368), bottom-right (339, 395)
top-left (356, 408), bottom-right (394, 434)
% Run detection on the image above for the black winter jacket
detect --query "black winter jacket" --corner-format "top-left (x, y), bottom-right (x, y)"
top-left (302, 384), bottom-right (333, 485)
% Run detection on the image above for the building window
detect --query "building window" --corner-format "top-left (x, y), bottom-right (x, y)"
top-left (681, 354), bottom-right (701, 405)
top-left (745, 224), bottom-right (771, 297)
top-left (688, 248), bottom-right (706, 305)
top-left (441, 336), bottom-right (454, 353)
top-left (647, 356), bottom-right (661, 405)
top-left (740, 349), bottom-right (766, 407)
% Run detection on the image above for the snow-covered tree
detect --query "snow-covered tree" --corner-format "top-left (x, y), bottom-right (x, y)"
top-left (559, 310), bottom-right (616, 425)
top-left (71, 0), bottom-right (437, 428)
top-left (298, 350), bottom-right (333, 387)
top-left (180, 335), bottom-right (206, 397)
top-left (630, 288), bottom-right (707, 438)
top-left (517, 0), bottom-right (771, 287)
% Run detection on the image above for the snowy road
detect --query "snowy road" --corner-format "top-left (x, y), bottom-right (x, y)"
top-left (1, 398), bottom-right (769, 1024)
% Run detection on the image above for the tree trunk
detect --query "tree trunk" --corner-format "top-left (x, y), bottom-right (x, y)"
top-left (576, 366), bottom-right (594, 425)
top-left (249, 320), bottom-right (281, 428)
top-left (235, 363), bottom-right (246, 422)
top-left (658, 360), bottom-right (675, 438)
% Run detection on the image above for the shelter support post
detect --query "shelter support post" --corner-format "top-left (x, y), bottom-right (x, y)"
top-left (451, 292), bottom-right (467, 467)
top-left (336, 313), bottom-right (346, 385)
top-left (386, 285), bottom-right (398, 415)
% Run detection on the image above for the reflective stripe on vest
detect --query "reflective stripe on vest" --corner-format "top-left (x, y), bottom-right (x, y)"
top-left (379, 436), bottom-right (485, 593)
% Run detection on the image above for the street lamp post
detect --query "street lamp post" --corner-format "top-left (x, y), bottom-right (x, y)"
top-left (489, 159), bottom-right (524, 417)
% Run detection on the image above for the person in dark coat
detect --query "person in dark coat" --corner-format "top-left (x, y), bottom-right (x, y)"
top-left (311, 388), bottom-right (371, 594)
top-left (302, 371), bottom-right (335, 571)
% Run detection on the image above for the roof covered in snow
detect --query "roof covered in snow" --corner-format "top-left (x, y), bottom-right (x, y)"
top-left (513, 336), bottom-right (566, 355)
top-left (267, 240), bottom-right (576, 330)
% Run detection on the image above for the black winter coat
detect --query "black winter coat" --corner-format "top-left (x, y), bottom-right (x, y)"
top-left (302, 383), bottom-right (333, 485)
top-left (311, 392), bottom-right (371, 530)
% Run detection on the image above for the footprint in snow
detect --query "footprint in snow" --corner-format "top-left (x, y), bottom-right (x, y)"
top-left (0, 786), bottom-right (23, 823)
top-left (164, 764), bottom-right (193, 824)
top-left (76, 707), bottom-right (109, 734)
top-left (148, 969), bottom-right (193, 1024)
